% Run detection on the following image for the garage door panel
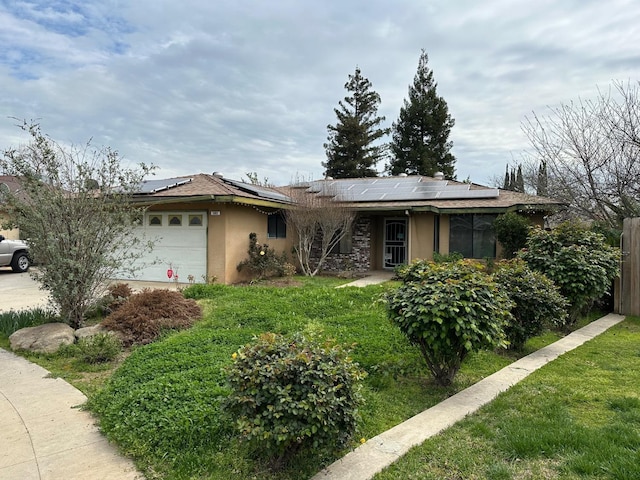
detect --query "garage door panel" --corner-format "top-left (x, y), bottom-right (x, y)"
top-left (114, 211), bottom-right (207, 283)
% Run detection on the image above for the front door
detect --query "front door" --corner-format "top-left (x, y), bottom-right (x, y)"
top-left (384, 218), bottom-right (407, 268)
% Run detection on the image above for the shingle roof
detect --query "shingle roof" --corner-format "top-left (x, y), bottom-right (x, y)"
top-left (134, 173), bottom-right (563, 213)
top-left (134, 174), bottom-right (292, 204)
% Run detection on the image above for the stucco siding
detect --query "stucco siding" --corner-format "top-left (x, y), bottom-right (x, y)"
top-left (0, 213), bottom-right (20, 240)
top-left (409, 213), bottom-right (435, 261)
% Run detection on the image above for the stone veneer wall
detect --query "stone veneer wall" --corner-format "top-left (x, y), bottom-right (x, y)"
top-left (313, 215), bottom-right (371, 273)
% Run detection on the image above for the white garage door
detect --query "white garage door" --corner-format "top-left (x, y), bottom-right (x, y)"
top-left (115, 211), bottom-right (208, 283)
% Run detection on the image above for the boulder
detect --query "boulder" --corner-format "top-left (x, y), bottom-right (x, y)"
top-left (75, 323), bottom-right (108, 340)
top-left (9, 323), bottom-right (75, 353)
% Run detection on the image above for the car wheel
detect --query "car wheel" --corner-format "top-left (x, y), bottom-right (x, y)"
top-left (11, 252), bottom-right (30, 273)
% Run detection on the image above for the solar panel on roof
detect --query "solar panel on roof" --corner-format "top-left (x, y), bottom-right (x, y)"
top-left (306, 176), bottom-right (500, 202)
top-left (138, 177), bottom-right (192, 194)
top-left (224, 179), bottom-right (291, 202)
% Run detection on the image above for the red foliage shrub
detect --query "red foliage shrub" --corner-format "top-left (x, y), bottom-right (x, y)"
top-left (102, 289), bottom-right (202, 346)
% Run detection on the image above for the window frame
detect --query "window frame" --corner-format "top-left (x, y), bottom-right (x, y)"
top-left (148, 214), bottom-right (163, 226)
top-left (267, 213), bottom-right (287, 239)
top-left (449, 213), bottom-right (497, 259)
top-left (168, 214), bottom-right (183, 226)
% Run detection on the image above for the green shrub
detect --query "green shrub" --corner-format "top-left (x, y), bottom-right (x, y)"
top-left (237, 232), bottom-right (288, 280)
top-left (387, 260), bottom-right (512, 386)
top-left (519, 222), bottom-right (620, 326)
top-left (493, 259), bottom-right (568, 349)
top-left (223, 332), bottom-right (366, 468)
top-left (75, 333), bottom-right (122, 363)
top-left (493, 212), bottom-right (531, 259)
top-left (432, 251), bottom-right (464, 263)
top-left (0, 308), bottom-right (59, 336)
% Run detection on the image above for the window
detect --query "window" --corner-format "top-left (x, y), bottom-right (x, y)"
top-left (267, 213), bottom-right (286, 238)
top-left (449, 214), bottom-right (497, 259)
top-left (330, 228), bottom-right (353, 254)
top-left (188, 214), bottom-right (203, 226)
top-left (168, 214), bottom-right (182, 226)
top-left (149, 214), bottom-right (162, 226)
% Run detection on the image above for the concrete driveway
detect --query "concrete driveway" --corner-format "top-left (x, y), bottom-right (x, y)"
top-left (0, 269), bottom-right (185, 314)
top-left (0, 270), bottom-right (50, 313)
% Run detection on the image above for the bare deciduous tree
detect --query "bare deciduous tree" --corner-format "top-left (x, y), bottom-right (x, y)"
top-left (1, 121), bottom-right (154, 328)
top-left (285, 181), bottom-right (355, 276)
top-left (522, 81), bottom-right (640, 229)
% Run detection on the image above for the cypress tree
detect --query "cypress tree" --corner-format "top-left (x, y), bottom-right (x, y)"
top-left (503, 164), bottom-right (510, 190)
top-left (516, 165), bottom-right (525, 193)
top-left (536, 161), bottom-right (548, 196)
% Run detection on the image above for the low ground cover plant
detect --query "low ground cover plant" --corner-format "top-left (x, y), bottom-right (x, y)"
top-left (224, 332), bottom-right (366, 469)
top-left (73, 333), bottom-right (122, 364)
top-left (388, 259), bottom-right (512, 385)
top-left (101, 288), bottom-right (202, 346)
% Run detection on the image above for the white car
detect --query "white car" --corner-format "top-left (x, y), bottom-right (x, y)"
top-left (0, 235), bottom-right (30, 272)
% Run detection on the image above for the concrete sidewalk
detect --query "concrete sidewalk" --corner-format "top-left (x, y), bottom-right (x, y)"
top-left (336, 270), bottom-right (395, 288)
top-left (0, 349), bottom-right (142, 480)
top-left (312, 313), bottom-right (627, 480)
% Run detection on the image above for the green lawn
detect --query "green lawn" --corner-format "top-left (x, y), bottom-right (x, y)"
top-left (4, 278), bottom-right (630, 480)
top-left (85, 279), bottom-right (537, 480)
top-left (374, 316), bottom-right (640, 480)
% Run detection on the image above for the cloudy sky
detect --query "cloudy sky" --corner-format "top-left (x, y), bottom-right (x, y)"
top-left (2, 0), bottom-right (640, 186)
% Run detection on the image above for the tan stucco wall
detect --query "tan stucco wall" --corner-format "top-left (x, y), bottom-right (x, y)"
top-left (439, 215), bottom-right (450, 255)
top-left (408, 212), bottom-right (435, 261)
top-left (209, 203), bottom-right (293, 284)
top-left (0, 212), bottom-right (19, 239)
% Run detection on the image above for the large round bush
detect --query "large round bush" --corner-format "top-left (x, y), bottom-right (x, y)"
top-left (519, 222), bottom-right (620, 325)
top-left (223, 332), bottom-right (365, 467)
top-left (387, 260), bottom-right (512, 386)
top-left (493, 259), bottom-right (568, 349)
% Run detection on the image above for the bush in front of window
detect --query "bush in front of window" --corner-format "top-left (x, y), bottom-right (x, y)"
top-left (387, 259), bottom-right (512, 386)
top-left (493, 212), bottom-right (531, 259)
top-left (236, 232), bottom-right (288, 280)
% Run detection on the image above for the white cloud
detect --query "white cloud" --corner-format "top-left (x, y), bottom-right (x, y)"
top-left (2, 0), bottom-right (640, 186)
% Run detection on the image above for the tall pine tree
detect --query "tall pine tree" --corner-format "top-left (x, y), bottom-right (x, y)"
top-left (388, 50), bottom-right (456, 178)
top-left (323, 67), bottom-right (389, 178)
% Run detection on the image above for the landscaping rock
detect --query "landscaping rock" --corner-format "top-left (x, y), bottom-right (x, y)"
top-left (75, 323), bottom-right (108, 340)
top-left (9, 323), bottom-right (75, 353)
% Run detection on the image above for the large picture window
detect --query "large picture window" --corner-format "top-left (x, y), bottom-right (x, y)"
top-left (449, 214), bottom-right (497, 259)
top-left (330, 228), bottom-right (353, 255)
top-left (267, 213), bottom-right (286, 239)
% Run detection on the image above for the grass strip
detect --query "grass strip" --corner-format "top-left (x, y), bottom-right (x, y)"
top-left (375, 316), bottom-right (640, 480)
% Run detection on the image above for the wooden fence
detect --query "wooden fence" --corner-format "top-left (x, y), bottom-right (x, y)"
top-left (620, 217), bottom-right (640, 316)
